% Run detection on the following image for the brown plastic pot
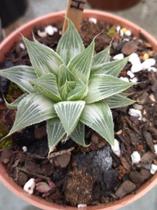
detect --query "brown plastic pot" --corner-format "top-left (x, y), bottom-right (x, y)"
top-left (0, 10), bottom-right (157, 210)
top-left (87, 0), bottom-right (141, 11)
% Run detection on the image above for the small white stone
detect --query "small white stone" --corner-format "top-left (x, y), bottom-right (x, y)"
top-left (111, 139), bottom-right (121, 157)
top-left (130, 77), bottom-right (138, 83)
top-left (133, 104), bottom-right (143, 110)
top-left (129, 53), bottom-right (143, 73)
top-left (120, 77), bottom-right (130, 82)
top-left (120, 30), bottom-right (124, 37)
top-left (142, 58), bottom-right (156, 70)
top-left (113, 53), bottom-right (124, 60)
top-left (23, 178), bottom-right (35, 195)
top-left (148, 67), bottom-right (157, 72)
top-left (123, 38), bottom-right (130, 42)
top-left (128, 108), bottom-right (142, 120)
top-left (131, 63), bottom-right (142, 73)
top-left (127, 70), bottom-right (135, 78)
top-left (149, 94), bottom-right (156, 102)
top-left (150, 164), bottom-right (157, 175)
top-left (129, 53), bottom-right (141, 65)
top-left (124, 30), bottom-right (132, 37)
top-left (89, 17), bottom-right (97, 24)
top-left (78, 204), bottom-right (87, 209)
top-left (131, 151), bottom-right (141, 164)
top-left (154, 144), bottom-right (157, 154)
top-left (37, 30), bottom-right (47, 38)
top-left (19, 43), bottom-right (25, 50)
top-left (116, 25), bottom-right (121, 33)
top-left (22, 146), bottom-right (27, 153)
top-left (45, 25), bottom-right (58, 36)
top-left (116, 130), bottom-right (123, 135)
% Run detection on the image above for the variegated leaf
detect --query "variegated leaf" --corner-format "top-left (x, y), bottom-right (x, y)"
top-left (23, 37), bottom-right (63, 76)
top-left (54, 101), bottom-right (85, 135)
top-left (92, 57), bottom-right (128, 77)
top-left (68, 40), bottom-right (95, 84)
top-left (8, 93), bottom-right (56, 136)
top-left (71, 123), bottom-right (88, 147)
top-left (47, 118), bottom-right (66, 153)
top-left (0, 66), bottom-right (36, 92)
top-left (67, 82), bottom-right (88, 100)
top-left (93, 45), bottom-right (111, 66)
top-left (4, 94), bottom-right (27, 109)
top-left (105, 94), bottom-right (135, 109)
top-left (56, 19), bottom-right (84, 65)
top-left (86, 75), bottom-right (133, 104)
top-left (32, 73), bottom-right (61, 102)
top-left (81, 102), bottom-right (115, 145)
top-left (60, 81), bottom-right (75, 100)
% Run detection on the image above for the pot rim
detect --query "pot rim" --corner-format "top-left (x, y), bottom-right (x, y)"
top-left (0, 9), bottom-right (157, 210)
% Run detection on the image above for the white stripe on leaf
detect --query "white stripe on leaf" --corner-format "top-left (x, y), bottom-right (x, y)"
top-left (54, 101), bottom-right (85, 136)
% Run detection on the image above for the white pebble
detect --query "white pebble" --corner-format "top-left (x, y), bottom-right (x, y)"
top-left (45, 25), bottom-right (58, 36)
top-left (22, 146), bottom-right (27, 152)
top-left (120, 30), bottom-right (124, 37)
top-left (128, 108), bottom-right (142, 120)
top-left (37, 30), bottom-right (47, 38)
top-left (124, 30), bottom-right (132, 37)
top-left (116, 25), bottom-right (121, 33)
top-left (113, 53), bottom-right (124, 60)
top-left (89, 17), bottom-right (97, 24)
top-left (133, 104), bottom-right (143, 110)
top-left (154, 144), bottom-right (157, 154)
top-left (150, 164), bottom-right (157, 175)
top-left (130, 77), bottom-right (138, 83)
top-left (142, 58), bottom-right (156, 69)
top-left (78, 204), bottom-right (87, 209)
top-left (123, 38), bottom-right (130, 42)
top-left (120, 77), bottom-right (130, 82)
top-left (19, 43), bottom-right (25, 50)
top-left (131, 63), bottom-right (143, 73)
top-left (148, 67), bottom-right (157, 72)
top-left (23, 178), bottom-right (35, 195)
top-left (149, 94), bottom-right (156, 102)
top-left (129, 53), bottom-right (141, 65)
top-left (127, 70), bottom-right (135, 78)
top-left (129, 53), bottom-right (143, 73)
top-left (111, 139), bottom-right (121, 157)
top-left (131, 151), bottom-right (141, 164)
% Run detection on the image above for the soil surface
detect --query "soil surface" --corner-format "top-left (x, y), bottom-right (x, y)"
top-left (0, 19), bottom-right (157, 207)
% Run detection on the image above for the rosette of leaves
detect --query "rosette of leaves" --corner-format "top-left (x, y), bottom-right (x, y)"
top-left (0, 20), bottom-right (134, 153)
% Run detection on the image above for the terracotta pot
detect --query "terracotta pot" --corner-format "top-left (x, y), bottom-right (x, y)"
top-left (0, 10), bottom-right (157, 210)
top-left (87, 0), bottom-right (141, 11)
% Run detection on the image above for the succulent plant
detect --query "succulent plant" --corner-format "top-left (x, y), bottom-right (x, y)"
top-left (0, 20), bottom-right (134, 153)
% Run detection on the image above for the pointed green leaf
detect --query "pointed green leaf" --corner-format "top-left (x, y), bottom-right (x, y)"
top-left (71, 123), bottom-right (88, 147)
top-left (47, 118), bottom-right (66, 153)
top-left (86, 75), bottom-right (133, 104)
top-left (23, 37), bottom-right (63, 76)
top-left (81, 102), bottom-right (114, 145)
top-left (57, 64), bottom-right (67, 87)
top-left (56, 19), bottom-right (84, 65)
top-left (8, 93), bottom-right (56, 136)
top-left (105, 94), bottom-right (135, 109)
top-left (93, 46), bottom-right (111, 66)
top-left (60, 81), bottom-right (75, 100)
top-left (54, 101), bottom-right (85, 136)
top-left (67, 82), bottom-right (88, 101)
top-left (68, 40), bottom-right (95, 84)
top-left (92, 57), bottom-right (128, 77)
top-left (4, 94), bottom-right (27, 109)
top-left (0, 66), bottom-right (36, 92)
top-left (32, 73), bottom-right (61, 102)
